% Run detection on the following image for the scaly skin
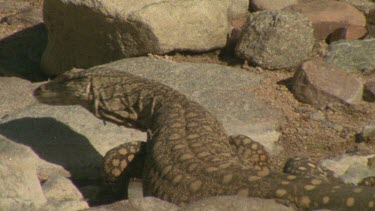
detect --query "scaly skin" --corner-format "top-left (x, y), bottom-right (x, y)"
top-left (34, 67), bottom-right (375, 210)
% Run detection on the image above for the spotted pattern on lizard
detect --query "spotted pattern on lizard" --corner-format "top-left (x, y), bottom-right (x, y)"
top-left (34, 67), bottom-right (375, 210)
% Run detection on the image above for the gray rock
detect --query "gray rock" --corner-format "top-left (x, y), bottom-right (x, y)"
top-left (227, 0), bottom-right (250, 19)
top-left (235, 11), bottom-right (314, 69)
top-left (104, 57), bottom-right (284, 153)
top-left (325, 39), bottom-right (375, 73)
top-left (364, 80), bottom-right (375, 102)
top-left (292, 60), bottom-right (363, 108)
top-left (41, 0), bottom-right (232, 75)
top-left (181, 196), bottom-right (294, 211)
top-left (321, 154), bottom-right (375, 185)
top-left (37, 158), bottom-right (71, 182)
top-left (85, 197), bottom-right (179, 211)
top-left (0, 135), bottom-right (47, 210)
top-left (0, 77), bottom-right (41, 118)
top-left (359, 124), bottom-right (375, 143)
top-left (310, 111), bottom-right (325, 121)
top-left (250, 0), bottom-right (298, 11)
top-left (41, 175), bottom-right (89, 210)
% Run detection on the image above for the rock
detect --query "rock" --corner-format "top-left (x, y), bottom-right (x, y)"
top-left (235, 11), bottom-right (314, 70)
top-left (41, 175), bottom-right (89, 210)
top-left (292, 60), bottom-right (363, 108)
top-left (37, 159), bottom-right (71, 182)
top-left (359, 124), bottom-right (375, 143)
top-left (310, 111), bottom-right (325, 121)
top-left (368, 8), bottom-right (375, 25)
top-left (41, 0), bottom-right (232, 76)
top-left (250, 0), bottom-right (298, 11)
top-left (0, 104), bottom-right (140, 181)
top-left (0, 135), bottom-right (47, 210)
top-left (0, 77), bottom-right (40, 118)
top-left (325, 39), bottom-right (375, 73)
top-left (286, 0), bottom-right (367, 40)
top-left (226, 16), bottom-right (248, 52)
top-left (364, 80), bottom-right (375, 102)
top-left (128, 180), bottom-right (144, 199)
top-left (228, 0), bottom-right (250, 19)
top-left (181, 196), bottom-right (294, 211)
top-left (85, 197), bottom-right (179, 211)
top-left (321, 154), bottom-right (375, 185)
top-left (105, 57), bottom-right (284, 153)
top-left (3, 6), bottom-right (43, 26)
top-left (338, 0), bottom-right (375, 15)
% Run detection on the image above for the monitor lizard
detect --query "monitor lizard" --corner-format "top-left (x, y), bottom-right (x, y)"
top-left (34, 67), bottom-right (375, 210)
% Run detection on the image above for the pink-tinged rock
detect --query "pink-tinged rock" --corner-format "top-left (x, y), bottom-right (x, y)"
top-left (286, 0), bottom-right (367, 40)
top-left (364, 80), bottom-right (375, 102)
top-left (230, 16), bottom-right (248, 40)
top-left (328, 25), bottom-right (369, 43)
top-left (292, 60), bottom-right (363, 108)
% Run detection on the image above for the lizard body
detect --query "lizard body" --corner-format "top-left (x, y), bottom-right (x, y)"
top-left (34, 67), bottom-right (375, 210)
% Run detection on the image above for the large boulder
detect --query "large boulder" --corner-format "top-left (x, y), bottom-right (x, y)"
top-left (41, 0), bottom-right (238, 76)
top-left (235, 11), bottom-right (314, 69)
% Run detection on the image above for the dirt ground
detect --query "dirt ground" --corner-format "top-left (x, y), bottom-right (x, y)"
top-left (1, 0), bottom-right (374, 173)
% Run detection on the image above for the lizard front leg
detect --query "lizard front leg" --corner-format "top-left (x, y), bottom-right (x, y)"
top-left (103, 141), bottom-right (146, 198)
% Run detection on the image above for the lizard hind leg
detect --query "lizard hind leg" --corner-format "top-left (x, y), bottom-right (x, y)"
top-left (283, 156), bottom-right (333, 178)
top-left (229, 135), bottom-right (270, 171)
top-left (103, 141), bottom-right (146, 198)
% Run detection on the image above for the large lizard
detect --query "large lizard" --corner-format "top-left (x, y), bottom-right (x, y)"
top-left (34, 67), bottom-right (375, 210)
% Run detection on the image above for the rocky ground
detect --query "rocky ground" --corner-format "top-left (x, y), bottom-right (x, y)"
top-left (1, 0), bottom-right (375, 210)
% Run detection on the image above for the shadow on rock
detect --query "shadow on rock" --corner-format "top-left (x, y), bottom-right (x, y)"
top-left (0, 23), bottom-right (48, 81)
top-left (0, 117), bottom-right (103, 182)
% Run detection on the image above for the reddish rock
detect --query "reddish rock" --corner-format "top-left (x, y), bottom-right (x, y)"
top-left (364, 80), bottom-right (375, 102)
top-left (292, 60), bottom-right (363, 108)
top-left (230, 16), bottom-right (248, 40)
top-left (286, 0), bottom-right (367, 40)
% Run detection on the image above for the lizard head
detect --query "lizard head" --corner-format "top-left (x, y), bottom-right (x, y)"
top-left (33, 68), bottom-right (92, 106)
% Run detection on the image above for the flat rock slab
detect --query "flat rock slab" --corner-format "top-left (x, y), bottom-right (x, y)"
top-left (104, 57), bottom-right (284, 152)
top-left (325, 39), bottom-right (375, 73)
top-left (286, 0), bottom-right (367, 40)
top-left (41, 0), bottom-right (241, 76)
top-left (292, 60), bottom-right (363, 108)
top-left (0, 104), bottom-right (143, 180)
